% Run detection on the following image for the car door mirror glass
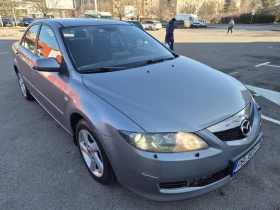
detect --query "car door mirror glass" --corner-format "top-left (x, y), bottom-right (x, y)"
top-left (35, 57), bottom-right (61, 72)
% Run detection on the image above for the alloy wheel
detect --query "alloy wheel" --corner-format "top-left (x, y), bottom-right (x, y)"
top-left (18, 73), bottom-right (27, 97)
top-left (78, 129), bottom-right (104, 177)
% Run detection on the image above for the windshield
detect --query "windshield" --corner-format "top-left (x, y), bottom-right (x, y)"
top-left (61, 25), bottom-right (174, 72)
top-left (23, 18), bottom-right (34, 21)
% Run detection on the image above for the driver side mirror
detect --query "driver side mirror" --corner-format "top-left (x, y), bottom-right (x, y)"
top-left (35, 57), bottom-right (61, 72)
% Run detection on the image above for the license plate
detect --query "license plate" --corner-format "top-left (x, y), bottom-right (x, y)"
top-left (232, 139), bottom-right (263, 175)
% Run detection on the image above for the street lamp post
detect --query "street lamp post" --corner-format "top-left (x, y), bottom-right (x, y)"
top-left (94, 0), bottom-right (97, 11)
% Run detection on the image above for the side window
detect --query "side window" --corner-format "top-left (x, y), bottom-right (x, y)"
top-left (37, 25), bottom-right (62, 63)
top-left (21, 25), bottom-right (40, 53)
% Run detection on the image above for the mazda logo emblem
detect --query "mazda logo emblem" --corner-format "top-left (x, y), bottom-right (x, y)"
top-left (240, 120), bottom-right (252, 137)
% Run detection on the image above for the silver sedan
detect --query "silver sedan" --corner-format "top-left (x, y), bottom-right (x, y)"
top-left (12, 19), bottom-right (263, 201)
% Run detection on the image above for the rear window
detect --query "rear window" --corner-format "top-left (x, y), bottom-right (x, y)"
top-left (23, 18), bottom-right (34, 21)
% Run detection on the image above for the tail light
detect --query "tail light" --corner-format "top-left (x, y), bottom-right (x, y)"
top-left (154, 24), bottom-right (156, 26)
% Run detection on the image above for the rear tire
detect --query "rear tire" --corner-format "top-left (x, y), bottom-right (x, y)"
top-left (76, 119), bottom-right (115, 185)
top-left (17, 72), bottom-right (34, 101)
top-left (149, 26), bottom-right (152, 30)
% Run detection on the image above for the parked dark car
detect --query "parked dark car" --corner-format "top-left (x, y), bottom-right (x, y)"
top-left (125, 20), bottom-right (144, 30)
top-left (20, 17), bottom-right (34, 27)
top-left (1, 16), bottom-right (12, 27)
top-left (160, 20), bottom-right (168, 28)
top-left (174, 20), bottom-right (189, 29)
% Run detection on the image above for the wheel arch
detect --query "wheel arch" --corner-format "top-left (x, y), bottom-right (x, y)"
top-left (14, 65), bottom-right (19, 75)
top-left (70, 112), bottom-right (85, 145)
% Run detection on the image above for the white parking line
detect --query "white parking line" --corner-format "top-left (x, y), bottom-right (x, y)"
top-left (247, 85), bottom-right (280, 125)
top-left (255, 62), bottom-right (270, 67)
top-left (267, 64), bottom-right (280, 68)
top-left (262, 115), bottom-right (280, 125)
top-left (255, 62), bottom-right (280, 68)
top-left (246, 85), bottom-right (280, 106)
top-left (0, 52), bottom-right (9, 55)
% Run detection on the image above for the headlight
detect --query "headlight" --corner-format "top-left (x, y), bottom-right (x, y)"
top-left (119, 131), bottom-right (209, 153)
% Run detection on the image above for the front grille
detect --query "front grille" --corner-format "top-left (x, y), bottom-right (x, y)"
top-left (158, 168), bottom-right (229, 189)
top-left (213, 108), bottom-right (255, 141)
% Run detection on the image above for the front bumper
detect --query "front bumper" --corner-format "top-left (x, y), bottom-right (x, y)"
top-left (99, 105), bottom-right (263, 201)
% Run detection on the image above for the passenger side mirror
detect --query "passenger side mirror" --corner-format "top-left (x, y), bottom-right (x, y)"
top-left (35, 57), bottom-right (61, 72)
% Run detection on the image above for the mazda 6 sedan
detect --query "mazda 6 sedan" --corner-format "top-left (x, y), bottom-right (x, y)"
top-left (12, 19), bottom-right (264, 201)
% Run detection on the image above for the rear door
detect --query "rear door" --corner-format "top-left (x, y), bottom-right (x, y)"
top-left (143, 21), bottom-right (148, 29)
top-left (16, 24), bottom-right (40, 93)
top-left (147, 21), bottom-right (153, 28)
top-left (32, 24), bottom-right (68, 124)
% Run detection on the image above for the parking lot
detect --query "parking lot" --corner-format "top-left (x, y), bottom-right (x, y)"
top-left (0, 25), bottom-right (280, 209)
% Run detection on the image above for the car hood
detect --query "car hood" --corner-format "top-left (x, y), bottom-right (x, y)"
top-left (82, 56), bottom-right (251, 133)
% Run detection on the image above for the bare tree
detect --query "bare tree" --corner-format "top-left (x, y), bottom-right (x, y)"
top-left (198, 2), bottom-right (216, 20)
top-left (113, 0), bottom-right (134, 20)
top-left (31, 0), bottom-right (58, 18)
top-left (179, 3), bottom-right (196, 14)
top-left (149, 0), bottom-right (169, 20)
top-left (224, 0), bottom-right (238, 14)
top-left (99, 0), bottom-right (113, 14)
top-left (0, 0), bottom-right (17, 17)
top-left (240, 0), bottom-right (262, 13)
top-left (133, 0), bottom-right (143, 21)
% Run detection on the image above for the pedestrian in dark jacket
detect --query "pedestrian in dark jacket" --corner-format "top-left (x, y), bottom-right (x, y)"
top-left (165, 18), bottom-right (176, 51)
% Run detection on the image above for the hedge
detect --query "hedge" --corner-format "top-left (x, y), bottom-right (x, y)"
top-left (220, 13), bottom-right (276, 24)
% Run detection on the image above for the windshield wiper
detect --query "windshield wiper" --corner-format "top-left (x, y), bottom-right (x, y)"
top-left (82, 66), bottom-right (128, 73)
top-left (146, 57), bottom-right (175, 64)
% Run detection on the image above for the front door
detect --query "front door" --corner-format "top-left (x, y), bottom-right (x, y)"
top-left (16, 25), bottom-right (40, 93)
top-left (32, 25), bottom-right (68, 125)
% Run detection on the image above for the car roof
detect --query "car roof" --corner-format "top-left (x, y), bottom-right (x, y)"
top-left (34, 18), bottom-right (128, 27)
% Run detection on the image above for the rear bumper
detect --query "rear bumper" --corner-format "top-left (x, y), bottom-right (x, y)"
top-left (100, 127), bottom-right (264, 201)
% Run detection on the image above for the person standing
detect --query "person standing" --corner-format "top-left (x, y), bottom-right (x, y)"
top-left (165, 18), bottom-right (176, 51)
top-left (227, 18), bottom-right (235, 34)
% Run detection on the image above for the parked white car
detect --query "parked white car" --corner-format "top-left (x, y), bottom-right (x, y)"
top-left (142, 20), bottom-right (162, 30)
top-left (199, 20), bottom-right (208, 28)
top-left (191, 20), bottom-right (201, 28)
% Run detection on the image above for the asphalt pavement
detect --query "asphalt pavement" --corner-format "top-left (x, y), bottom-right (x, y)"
top-left (0, 26), bottom-right (280, 210)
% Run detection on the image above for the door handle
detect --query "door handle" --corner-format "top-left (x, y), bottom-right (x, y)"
top-left (15, 51), bottom-right (19, 57)
top-left (32, 66), bottom-right (37, 74)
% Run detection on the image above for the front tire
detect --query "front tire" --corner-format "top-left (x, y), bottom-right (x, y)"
top-left (76, 119), bottom-right (115, 185)
top-left (17, 72), bottom-right (34, 100)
